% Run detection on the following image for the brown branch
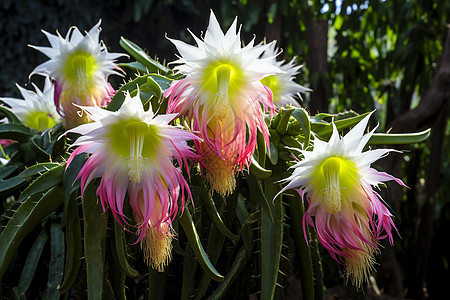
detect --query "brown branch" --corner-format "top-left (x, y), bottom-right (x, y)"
top-left (388, 26), bottom-right (450, 133)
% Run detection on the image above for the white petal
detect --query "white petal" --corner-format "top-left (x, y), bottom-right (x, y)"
top-left (42, 30), bottom-right (60, 48)
top-left (342, 111), bottom-right (374, 146)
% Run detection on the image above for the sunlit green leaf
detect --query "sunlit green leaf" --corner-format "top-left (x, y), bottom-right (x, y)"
top-left (119, 37), bottom-right (171, 74)
top-left (368, 128), bottom-right (431, 145)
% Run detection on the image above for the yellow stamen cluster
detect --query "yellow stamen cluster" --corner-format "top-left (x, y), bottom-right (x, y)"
top-left (203, 146), bottom-right (236, 196)
top-left (141, 224), bottom-right (173, 272)
top-left (343, 242), bottom-right (379, 288)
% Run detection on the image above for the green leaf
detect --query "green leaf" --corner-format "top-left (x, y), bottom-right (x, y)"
top-left (249, 156), bottom-right (272, 179)
top-left (286, 193), bottom-right (314, 300)
top-left (17, 227), bottom-right (49, 294)
top-left (260, 179), bottom-right (284, 300)
top-left (63, 153), bottom-right (88, 203)
top-left (268, 142), bottom-right (278, 165)
top-left (0, 123), bottom-right (33, 142)
top-left (246, 174), bottom-right (273, 222)
top-left (206, 246), bottom-right (248, 300)
top-left (41, 123), bottom-right (66, 156)
top-left (281, 135), bottom-right (303, 149)
top-left (309, 113), bottom-right (333, 132)
top-left (46, 222), bottom-right (65, 300)
top-left (119, 37), bottom-right (171, 74)
top-left (110, 260), bottom-right (127, 300)
top-left (256, 130), bottom-right (267, 167)
top-left (0, 162), bottom-right (60, 195)
top-left (30, 135), bottom-right (51, 157)
top-left (197, 181), bottom-right (239, 242)
top-left (368, 128), bottom-right (431, 145)
top-left (0, 164), bottom-right (19, 180)
top-left (181, 244), bottom-right (197, 300)
top-left (314, 112), bottom-right (371, 138)
top-left (276, 107), bottom-right (295, 135)
top-left (310, 231), bottom-right (324, 300)
top-left (107, 75), bottom-right (149, 111)
top-left (178, 207), bottom-right (224, 282)
top-left (118, 61), bottom-right (148, 73)
top-left (58, 194), bottom-right (82, 295)
top-left (18, 164), bottom-right (64, 202)
top-left (0, 185), bottom-right (64, 280)
top-left (195, 223), bottom-right (226, 300)
top-left (111, 220), bottom-right (138, 278)
top-left (291, 108), bottom-right (311, 147)
top-left (0, 106), bottom-right (21, 124)
top-left (148, 266), bottom-right (167, 300)
top-left (83, 182), bottom-right (107, 300)
top-left (12, 287), bottom-right (24, 300)
top-left (144, 76), bottom-right (162, 100)
top-left (149, 74), bottom-right (173, 93)
top-left (236, 193), bottom-right (252, 255)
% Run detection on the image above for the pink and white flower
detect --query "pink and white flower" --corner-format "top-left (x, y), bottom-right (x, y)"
top-left (1, 77), bottom-right (60, 132)
top-left (66, 91), bottom-right (199, 271)
top-left (279, 112), bottom-right (405, 286)
top-left (165, 10), bottom-right (281, 196)
top-left (260, 43), bottom-right (310, 107)
top-left (30, 21), bottom-right (126, 129)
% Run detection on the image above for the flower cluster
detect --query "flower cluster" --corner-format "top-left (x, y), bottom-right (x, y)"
top-left (30, 20), bottom-right (126, 129)
top-left (166, 11), bottom-right (289, 196)
top-left (0, 10), bottom-right (403, 282)
top-left (0, 77), bottom-right (59, 132)
top-left (278, 113), bottom-right (405, 286)
top-left (260, 42), bottom-right (310, 107)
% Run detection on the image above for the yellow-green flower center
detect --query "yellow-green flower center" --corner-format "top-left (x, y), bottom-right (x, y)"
top-left (312, 156), bottom-right (359, 214)
top-left (261, 75), bottom-right (280, 102)
top-left (23, 111), bottom-right (56, 132)
top-left (63, 50), bottom-right (98, 94)
top-left (108, 119), bottom-right (161, 183)
top-left (201, 61), bottom-right (245, 120)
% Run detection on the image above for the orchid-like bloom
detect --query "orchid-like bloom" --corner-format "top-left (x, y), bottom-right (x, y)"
top-left (165, 11), bottom-right (281, 196)
top-left (30, 21), bottom-right (126, 129)
top-left (1, 77), bottom-right (60, 132)
top-left (66, 92), bottom-right (199, 271)
top-left (260, 43), bottom-right (310, 107)
top-left (278, 112), bottom-right (405, 286)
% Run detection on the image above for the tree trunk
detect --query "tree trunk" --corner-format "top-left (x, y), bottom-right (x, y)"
top-left (305, 19), bottom-right (329, 113)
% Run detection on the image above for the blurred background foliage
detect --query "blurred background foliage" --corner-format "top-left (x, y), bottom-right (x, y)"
top-left (1, 0), bottom-right (449, 299)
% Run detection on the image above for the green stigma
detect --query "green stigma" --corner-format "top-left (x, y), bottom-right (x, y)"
top-left (312, 156), bottom-right (359, 214)
top-left (63, 51), bottom-right (98, 94)
top-left (23, 111), bottom-right (56, 132)
top-left (108, 119), bottom-right (161, 183)
top-left (201, 61), bottom-right (245, 120)
top-left (261, 75), bottom-right (280, 102)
